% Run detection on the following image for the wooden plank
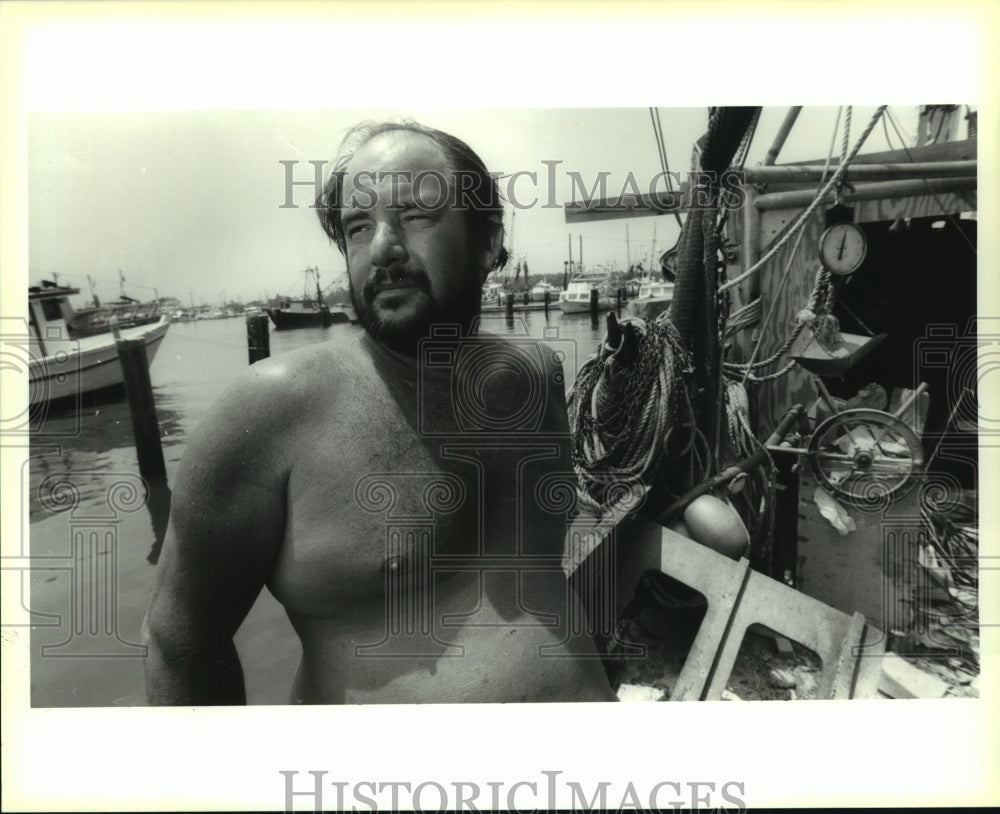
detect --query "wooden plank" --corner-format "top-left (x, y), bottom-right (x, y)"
top-left (659, 528), bottom-right (750, 701)
top-left (702, 568), bottom-right (869, 700)
top-left (851, 624), bottom-right (887, 699)
top-left (878, 653), bottom-right (950, 699)
top-left (830, 612), bottom-right (867, 700)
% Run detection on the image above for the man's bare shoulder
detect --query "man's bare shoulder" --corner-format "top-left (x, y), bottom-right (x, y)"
top-left (218, 332), bottom-right (366, 412)
top-left (180, 332), bottom-right (369, 470)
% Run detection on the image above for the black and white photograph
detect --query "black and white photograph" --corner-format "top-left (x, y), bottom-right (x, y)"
top-left (2, 2), bottom-right (998, 811)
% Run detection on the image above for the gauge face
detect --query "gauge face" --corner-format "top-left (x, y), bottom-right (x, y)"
top-left (819, 222), bottom-right (867, 275)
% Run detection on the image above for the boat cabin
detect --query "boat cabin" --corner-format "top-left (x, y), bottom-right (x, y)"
top-left (27, 282), bottom-right (80, 353)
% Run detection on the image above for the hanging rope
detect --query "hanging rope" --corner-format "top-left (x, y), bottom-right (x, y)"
top-left (724, 265), bottom-right (836, 379)
top-left (841, 105), bottom-right (852, 165)
top-left (722, 381), bottom-right (775, 550)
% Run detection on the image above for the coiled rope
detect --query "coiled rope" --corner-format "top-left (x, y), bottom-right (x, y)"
top-left (568, 314), bottom-right (693, 511)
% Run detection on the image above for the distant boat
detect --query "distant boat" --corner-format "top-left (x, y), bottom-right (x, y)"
top-left (68, 295), bottom-right (163, 338)
top-left (635, 278), bottom-right (675, 301)
top-left (558, 272), bottom-right (617, 314)
top-left (27, 281), bottom-right (170, 406)
top-left (266, 266), bottom-right (349, 329)
top-left (529, 280), bottom-right (557, 302)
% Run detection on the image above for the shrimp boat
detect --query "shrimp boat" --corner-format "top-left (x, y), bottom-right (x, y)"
top-left (27, 280), bottom-right (171, 406)
top-left (266, 266), bottom-right (348, 329)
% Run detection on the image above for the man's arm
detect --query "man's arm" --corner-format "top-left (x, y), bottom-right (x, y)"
top-left (144, 364), bottom-right (292, 705)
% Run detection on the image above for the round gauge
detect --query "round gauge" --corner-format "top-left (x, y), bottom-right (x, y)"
top-left (818, 222), bottom-right (867, 275)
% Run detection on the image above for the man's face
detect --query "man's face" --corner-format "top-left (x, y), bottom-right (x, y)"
top-left (341, 131), bottom-right (488, 353)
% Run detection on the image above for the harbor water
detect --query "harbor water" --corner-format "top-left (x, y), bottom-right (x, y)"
top-left (26, 309), bottom-right (616, 706)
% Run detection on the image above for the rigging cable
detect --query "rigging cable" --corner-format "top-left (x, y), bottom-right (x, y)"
top-left (884, 107), bottom-right (978, 257)
top-left (650, 107), bottom-right (684, 229)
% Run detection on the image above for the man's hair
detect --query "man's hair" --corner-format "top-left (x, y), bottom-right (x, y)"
top-left (316, 120), bottom-right (510, 273)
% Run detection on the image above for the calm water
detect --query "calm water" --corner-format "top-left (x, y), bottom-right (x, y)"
top-left (29, 311), bottom-right (610, 515)
top-left (27, 309), bottom-right (612, 706)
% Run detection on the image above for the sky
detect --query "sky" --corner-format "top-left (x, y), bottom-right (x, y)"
top-left (26, 105), bottom-right (928, 307)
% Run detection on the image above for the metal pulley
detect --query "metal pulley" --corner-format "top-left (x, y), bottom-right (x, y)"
top-left (806, 408), bottom-right (923, 505)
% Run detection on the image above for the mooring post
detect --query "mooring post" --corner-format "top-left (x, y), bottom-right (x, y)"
top-left (543, 289), bottom-right (550, 314)
top-left (246, 314), bottom-right (271, 364)
top-left (590, 288), bottom-right (599, 319)
top-left (117, 338), bottom-right (166, 480)
top-left (616, 287), bottom-right (623, 314)
top-left (505, 293), bottom-right (514, 318)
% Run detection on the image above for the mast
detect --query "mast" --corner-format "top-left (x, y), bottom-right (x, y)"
top-left (649, 222), bottom-right (656, 278)
top-left (626, 223), bottom-right (631, 268)
top-left (87, 274), bottom-right (100, 307)
top-left (314, 266), bottom-right (326, 306)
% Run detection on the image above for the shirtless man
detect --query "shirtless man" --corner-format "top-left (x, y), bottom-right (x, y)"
top-left (144, 121), bottom-right (616, 704)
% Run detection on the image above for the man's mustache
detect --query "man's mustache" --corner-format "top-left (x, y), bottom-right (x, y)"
top-left (362, 268), bottom-right (431, 300)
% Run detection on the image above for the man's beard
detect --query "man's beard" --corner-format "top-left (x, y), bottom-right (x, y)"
top-left (350, 267), bottom-right (481, 354)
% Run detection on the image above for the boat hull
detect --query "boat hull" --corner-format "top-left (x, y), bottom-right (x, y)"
top-left (558, 297), bottom-right (616, 314)
top-left (267, 307), bottom-right (350, 329)
top-left (28, 317), bottom-right (171, 406)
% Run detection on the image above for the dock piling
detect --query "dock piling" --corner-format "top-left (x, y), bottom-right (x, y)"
top-left (505, 293), bottom-right (514, 318)
top-left (247, 314), bottom-right (271, 364)
top-left (590, 288), bottom-right (599, 319)
top-left (543, 289), bottom-right (550, 314)
top-left (117, 338), bottom-right (166, 480)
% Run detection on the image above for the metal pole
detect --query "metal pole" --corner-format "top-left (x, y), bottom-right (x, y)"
top-left (755, 177), bottom-right (976, 212)
top-left (744, 160), bottom-right (976, 186)
top-left (763, 106), bottom-right (802, 166)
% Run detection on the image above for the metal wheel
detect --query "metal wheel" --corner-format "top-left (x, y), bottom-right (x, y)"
top-left (807, 408), bottom-right (924, 505)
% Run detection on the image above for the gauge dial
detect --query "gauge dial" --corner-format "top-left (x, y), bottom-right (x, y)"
top-left (819, 222), bottom-right (867, 275)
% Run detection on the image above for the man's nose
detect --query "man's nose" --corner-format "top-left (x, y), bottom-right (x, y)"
top-left (369, 221), bottom-right (408, 269)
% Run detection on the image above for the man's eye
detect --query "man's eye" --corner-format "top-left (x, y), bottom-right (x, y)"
top-left (403, 212), bottom-right (432, 223)
top-left (347, 224), bottom-right (371, 238)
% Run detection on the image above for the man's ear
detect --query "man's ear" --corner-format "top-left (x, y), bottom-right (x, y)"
top-left (480, 214), bottom-right (506, 277)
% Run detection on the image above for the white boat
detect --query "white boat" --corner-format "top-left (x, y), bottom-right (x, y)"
top-left (27, 281), bottom-right (171, 406)
top-left (481, 282), bottom-right (504, 303)
top-left (635, 278), bottom-right (675, 301)
top-left (529, 280), bottom-right (557, 302)
top-left (558, 274), bottom-right (617, 314)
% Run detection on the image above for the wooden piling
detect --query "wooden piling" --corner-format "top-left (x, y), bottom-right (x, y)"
top-left (246, 314), bottom-right (271, 364)
top-left (616, 287), bottom-right (623, 314)
top-left (543, 289), bottom-right (550, 314)
top-left (117, 338), bottom-right (166, 479)
top-left (505, 293), bottom-right (514, 318)
top-left (590, 288), bottom-right (599, 319)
